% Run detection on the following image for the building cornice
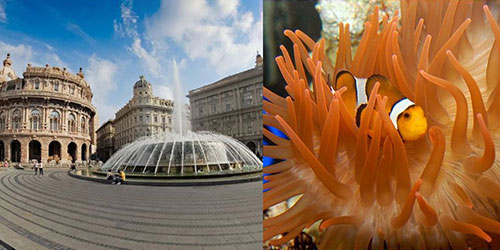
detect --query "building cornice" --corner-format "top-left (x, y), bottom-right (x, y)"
top-left (187, 67), bottom-right (262, 98)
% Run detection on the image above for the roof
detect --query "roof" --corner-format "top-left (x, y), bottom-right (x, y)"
top-left (187, 66), bottom-right (262, 97)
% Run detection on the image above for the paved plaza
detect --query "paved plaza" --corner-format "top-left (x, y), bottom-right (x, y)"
top-left (0, 168), bottom-right (262, 250)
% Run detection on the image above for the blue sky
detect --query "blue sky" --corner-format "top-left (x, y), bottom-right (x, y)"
top-left (0, 0), bottom-right (263, 125)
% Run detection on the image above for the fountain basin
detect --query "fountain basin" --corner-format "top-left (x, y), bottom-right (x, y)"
top-left (101, 131), bottom-right (262, 176)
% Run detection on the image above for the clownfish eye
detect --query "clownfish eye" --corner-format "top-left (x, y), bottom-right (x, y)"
top-left (404, 113), bottom-right (410, 119)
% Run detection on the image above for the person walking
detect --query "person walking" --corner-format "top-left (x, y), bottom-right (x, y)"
top-left (33, 160), bottom-right (38, 175)
top-left (38, 162), bottom-right (44, 176)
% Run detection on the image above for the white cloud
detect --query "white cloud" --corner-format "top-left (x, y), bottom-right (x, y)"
top-left (0, 41), bottom-right (70, 75)
top-left (66, 23), bottom-right (96, 45)
top-left (216, 0), bottom-right (239, 17)
top-left (114, 0), bottom-right (165, 79)
top-left (85, 55), bottom-right (119, 124)
top-left (155, 84), bottom-right (173, 100)
top-left (130, 38), bottom-right (161, 76)
top-left (145, 0), bottom-right (263, 75)
top-left (0, 1), bottom-right (6, 23)
top-left (115, 0), bottom-right (138, 37)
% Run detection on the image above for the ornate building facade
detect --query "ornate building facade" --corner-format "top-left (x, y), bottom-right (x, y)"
top-left (0, 54), bottom-right (97, 164)
top-left (97, 76), bottom-right (183, 155)
top-left (96, 119), bottom-right (114, 162)
top-left (187, 54), bottom-right (263, 157)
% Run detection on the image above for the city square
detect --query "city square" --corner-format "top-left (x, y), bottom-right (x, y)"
top-left (0, 1), bottom-right (263, 249)
top-left (0, 168), bottom-right (262, 249)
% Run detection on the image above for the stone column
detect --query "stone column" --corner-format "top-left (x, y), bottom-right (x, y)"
top-left (234, 88), bottom-right (240, 109)
top-left (42, 107), bottom-right (46, 129)
top-left (5, 140), bottom-right (10, 162)
top-left (41, 139), bottom-right (48, 163)
top-left (61, 108), bottom-right (66, 132)
top-left (23, 107), bottom-right (28, 129)
top-left (218, 93), bottom-right (222, 114)
top-left (238, 114), bottom-right (243, 138)
top-left (252, 84), bottom-right (257, 106)
top-left (23, 138), bottom-right (29, 163)
top-left (60, 140), bottom-right (68, 162)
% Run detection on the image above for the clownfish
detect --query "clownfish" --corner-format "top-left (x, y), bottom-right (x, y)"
top-left (333, 71), bottom-right (428, 141)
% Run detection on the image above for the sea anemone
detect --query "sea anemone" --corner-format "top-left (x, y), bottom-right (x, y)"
top-left (263, 1), bottom-right (500, 249)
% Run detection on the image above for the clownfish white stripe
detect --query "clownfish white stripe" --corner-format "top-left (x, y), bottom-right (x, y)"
top-left (390, 98), bottom-right (415, 129)
top-left (356, 78), bottom-right (368, 106)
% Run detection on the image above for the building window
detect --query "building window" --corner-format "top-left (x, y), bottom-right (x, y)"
top-left (139, 116), bottom-right (143, 122)
top-left (242, 92), bottom-right (253, 106)
top-left (0, 113), bottom-right (5, 131)
top-left (154, 116), bottom-right (158, 123)
top-left (12, 110), bottom-right (21, 130)
top-left (212, 103), bottom-right (216, 113)
top-left (162, 117), bottom-right (165, 124)
top-left (169, 118), bottom-right (172, 124)
top-left (248, 121), bottom-right (254, 132)
top-left (31, 109), bottom-right (40, 130)
top-left (50, 110), bottom-right (60, 131)
top-left (34, 79), bottom-right (40, 90)
top-left (68, 113), bottom-right (76, 133)
top-left (70, 86), bottom-right (75, 95)
top-left (54, 82), bottom-right (59, 91)
top-left (81, 117), bottom-right (86, 134)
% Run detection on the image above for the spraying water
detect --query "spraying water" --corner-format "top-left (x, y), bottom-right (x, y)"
top-left (172, 60), bottom-right (184, 135)
top-left (100, 59), bottom-right (263, 176)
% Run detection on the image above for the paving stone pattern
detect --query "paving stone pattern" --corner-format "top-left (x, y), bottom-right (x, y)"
top-left (0, 169), bottom-right (263, 250)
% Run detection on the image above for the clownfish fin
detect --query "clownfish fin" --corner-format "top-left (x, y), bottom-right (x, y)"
top-left (335, 70), bottom-right (357, 117)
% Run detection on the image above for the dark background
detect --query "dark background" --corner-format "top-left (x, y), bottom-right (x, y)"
top-left (263, 0), bottom-right (322, 97)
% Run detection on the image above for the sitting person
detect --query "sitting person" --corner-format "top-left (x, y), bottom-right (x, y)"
top-left (114, 171), bottom-right (122, 185)
top-left (119, 170), bottom-right (126, 182)
top-left (106, 169), bottom-right (116, 184)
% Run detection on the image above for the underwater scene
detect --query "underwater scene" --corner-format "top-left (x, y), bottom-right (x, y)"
top-left (263, 0), bottom-right (500, 249)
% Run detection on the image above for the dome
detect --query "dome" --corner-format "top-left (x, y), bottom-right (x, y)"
top-left (101, 131), bottom-right (262, 175)
top-left (134, 75), bottom-right (152, 89)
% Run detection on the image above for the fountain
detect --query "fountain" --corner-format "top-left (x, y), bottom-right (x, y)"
top-left (100, 60), bottom-right (262, 176)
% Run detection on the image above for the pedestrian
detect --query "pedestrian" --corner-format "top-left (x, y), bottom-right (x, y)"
top-left (70, 163), bottom-right (76, 172)
top-left (38, 162), bottom-right (44, 175)
top-left (33, 160), bottom-right (38, 175)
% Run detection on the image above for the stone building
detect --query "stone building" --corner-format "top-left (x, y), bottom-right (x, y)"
top-left (0, 54), bottom-right (97, 164)
top-left (187, 54), bottom-right (263, 157)
top-left (96, 119), bottom-right (114, 162)
top-left (103, 75), bottom-right (182, 151)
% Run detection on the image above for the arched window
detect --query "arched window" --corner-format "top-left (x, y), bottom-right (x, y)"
top-left (31, 109), bottom-right (40, 130)
top-left (81, 117), bottom-right (86, 134)
top-left (0, 113), bottom-right (5, 131)
top-left (50, 111), bottom-right (60, 131)
top-left (68, 113), bottom-right (76, 133)
top-left (12, 110), bottom-right (21, 130)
